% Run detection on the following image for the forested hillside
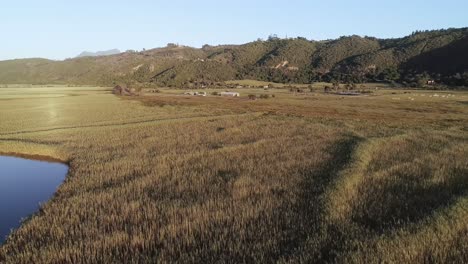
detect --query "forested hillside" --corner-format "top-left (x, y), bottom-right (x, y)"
top-left (0, 28), bottom-right (467, 87)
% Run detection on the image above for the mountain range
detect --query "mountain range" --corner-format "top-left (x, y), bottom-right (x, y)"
top-left (0, 28), bottom-right (467, 87)
top-left (76, 49), bottom-right (121, 58)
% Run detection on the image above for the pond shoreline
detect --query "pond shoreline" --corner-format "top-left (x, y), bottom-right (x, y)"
top-left (0, 152), bottom-right (68, 164)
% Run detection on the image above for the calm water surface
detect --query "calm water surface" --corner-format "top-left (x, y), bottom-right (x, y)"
top-left (0, 155), bottom-right (68, 244)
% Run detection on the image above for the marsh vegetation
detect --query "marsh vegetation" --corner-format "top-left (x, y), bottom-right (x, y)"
top-left (0, 86), bottom-right (467, 263)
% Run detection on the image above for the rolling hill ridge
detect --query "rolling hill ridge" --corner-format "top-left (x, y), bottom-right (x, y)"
top-left (0, 28), bottom-right (467, 87)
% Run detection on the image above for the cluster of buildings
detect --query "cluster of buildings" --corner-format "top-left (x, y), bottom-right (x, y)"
top-left (183, 91), bottom-right (240, 97)
top-left (184, 91), bottom-right (207, 96)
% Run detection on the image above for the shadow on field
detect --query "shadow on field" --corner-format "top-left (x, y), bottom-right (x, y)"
top-left (351, 159), bottom-right (468, 232)
top-left (276, 135), bottom-right (361, 262)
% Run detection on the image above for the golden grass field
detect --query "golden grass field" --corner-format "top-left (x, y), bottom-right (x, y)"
top-left (0, 86), bottom-right (467, 263)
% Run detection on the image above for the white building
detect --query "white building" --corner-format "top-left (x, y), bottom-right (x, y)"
top-left (220, 92), bottom-right (240, 97)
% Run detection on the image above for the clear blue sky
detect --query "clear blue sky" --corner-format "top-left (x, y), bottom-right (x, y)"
top-left (1, 0), bottom-right (467, 60)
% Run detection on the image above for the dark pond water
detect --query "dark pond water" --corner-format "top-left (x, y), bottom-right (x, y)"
top-left (0, 155), bottom-right (68, 244)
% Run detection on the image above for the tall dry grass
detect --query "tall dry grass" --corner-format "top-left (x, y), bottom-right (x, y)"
top-left (0, 87), bottom-right (467, 263)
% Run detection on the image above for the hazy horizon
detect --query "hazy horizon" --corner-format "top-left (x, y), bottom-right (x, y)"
top-left (1, 0), bottom-right (467, 61)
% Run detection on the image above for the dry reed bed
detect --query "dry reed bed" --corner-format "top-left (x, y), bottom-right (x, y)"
top-left (0, 87), bottom-right (467, 263)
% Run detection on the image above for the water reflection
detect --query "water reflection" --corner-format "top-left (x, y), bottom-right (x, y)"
top-left (0, 155), bottom-right (68, 244)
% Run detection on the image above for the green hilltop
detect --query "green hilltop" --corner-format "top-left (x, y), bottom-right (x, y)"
top-left (0, 28), bottom-right (467, 87)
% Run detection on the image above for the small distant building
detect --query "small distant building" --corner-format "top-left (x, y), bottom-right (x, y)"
top-left (336, 91), bottom-right (361, 96)
top-left (427, 80), bottom-right (436, 85)
top-left (220, 92), bottom-right (240, 97)
top-left (184, 91), bottom-right (207, 96)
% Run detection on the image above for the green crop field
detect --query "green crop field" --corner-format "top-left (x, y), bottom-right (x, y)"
top-left (0, 86), bottom-right (467, 263)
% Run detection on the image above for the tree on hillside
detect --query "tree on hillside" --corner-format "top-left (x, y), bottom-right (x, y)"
top-left (379, 67), bottom-right (400, 82)
top-left (416, 72), bottom-right (431, 87)
top-left (463, 71), bottom-right (468, 86)
top-left (332, 80), bottom-right (340, 91)
top-left (345, 82), bottom-right (357, 91)
top-left (268, 34), bottom-right (279, 41)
